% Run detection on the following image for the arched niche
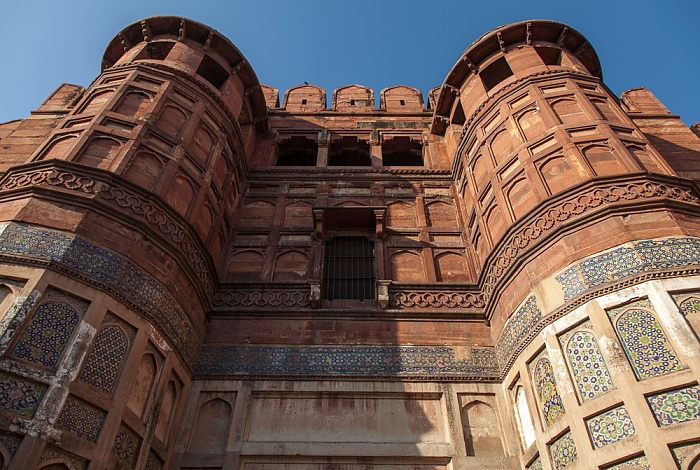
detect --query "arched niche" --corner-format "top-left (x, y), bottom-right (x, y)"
top-left (386, 201), bottom-right (417, 227)
top-left (76, 136), bottom-right (122, 169)
top-left (123, 151), bottom-right (163, 190)
top-left (283, 201), bottom-right (313, 227)
top-left (583, 144), bottom-right (625, 176)
top-left (188, 398), bottom-right (232, 454)
top-left (126, 352), bottom-right (159, 419)
top-left (434, 252), bottom-right (469, 282)
top-left (461, 400), bottom-right (505, 458)
top-left (273, 250), bottom-right (309, 281)
top-left (228, 250), bottom-right (264, 281)
top-left (390, 251), bottom-right (425, 282)
top-left (539, 154), bottom-right (578, 195)
top-left (550, 97), bottom-right (587, 125)
top-left (425, 201), bottom-right (456, 227)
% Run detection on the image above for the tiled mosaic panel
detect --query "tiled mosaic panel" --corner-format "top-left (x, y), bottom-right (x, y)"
top-left (671, 291), bottom-right (700, 338)
top-left (671, 441), bottom-right (700, 468)
top-left (495, 296), bottom-right (541, 368)
top-left (0, 431), bottom-right (22, 457)
top-left (607, 299), bottom-right (683, 380)
top-left (56, 395), bottom-right (106, 442)
top-left (0, 223), bottom-right (198, 365)
top-left (557, 237), bottom-right (700, 300)
top-left (79, 324), bottom-right (130, 393)
top-left (603, 455), bottom-right (650, 470)
top-left (647, 385), bottom-right (700, 426)
top-left (8, 300), bottom-right (80, 369)
top-left (146, 450), bottom-right (163, 470)
top-left (671, 291), bottom-right (700, 317)
top-left (197, 344), bottom-right (499, 378)
top-left (560, 322), bottom-right (614, 402)
top-left (532, 357), bottom-right (565, 427)
top-left (550, 431), bottom-right (577, 470)
top-left (0, 371), bottom-right (47, 417)
top-left (586, 406), bottom-right (636, 448)
top-left (112, 423), bottom-right (141, 465)
top-left (527, 458), bottom-right (543, 470)
top-left (40, 445), bottom-right (89, 470)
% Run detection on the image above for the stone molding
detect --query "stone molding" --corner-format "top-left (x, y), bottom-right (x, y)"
top-left (481, 174), bottom-right (700, 320)
top-left (0, 161), bottom-right (216, 299)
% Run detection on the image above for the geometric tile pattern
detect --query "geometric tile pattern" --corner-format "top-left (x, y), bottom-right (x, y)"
top-left (40, 445), bottom-right (89, 470)
top-left (145, 450), bottom-right (163, 470)
top-left (560, 321), bottom-right (614, 402)
top-left (528, 457), bottom-right (543, 470)
top-left (671, 291), bottom-right (700, 317)
top-left (56, 395), bottom-right (106, 443)
top-left (603, 455), bottom-right (650, 470)
top-left (8, 300), bottom-right (80, 369)
top-left (0, 431), bottom-right (22, 457)
top-left (557, 237), bottom-right (700, 301)
top-left (586, 406), bottom-right (636, 448)
top-left (197, 344), bottom-right (499, 378)
top-left (0, 223), bottom-right (198, 366)
top-left (647, 385), bottom-right (700, 426)
top-left (532, 357), bottom-right (565, 427)
top-left (607, 299), bottom-right (683, 380)
top-left (671, 441), bottom-right (700, 468)
top-left (496, 296), bottom-right (541, 368)
top-left (78, 324), bottom-right (130, 393)
top-left (550, 431), bottom-right (577, 470)
top-left (112, 423), bottom-right (140, 466)
top-left (0, 371), bottom-right (47, 417)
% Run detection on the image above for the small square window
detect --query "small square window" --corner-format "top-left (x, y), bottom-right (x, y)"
top-left (301, 99), bottom-right (307, 105)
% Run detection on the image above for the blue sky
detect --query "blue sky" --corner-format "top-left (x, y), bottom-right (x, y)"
top-left (1, 1), bottom-right (698, 125)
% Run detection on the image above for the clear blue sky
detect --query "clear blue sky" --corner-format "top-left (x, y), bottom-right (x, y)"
top-left (1, 0), bottom-right (698, 125)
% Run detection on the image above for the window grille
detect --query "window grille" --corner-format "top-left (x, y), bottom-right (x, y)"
top-left (323, 236), bottom-right (375, 301)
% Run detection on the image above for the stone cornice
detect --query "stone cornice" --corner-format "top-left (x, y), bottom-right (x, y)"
top-left (0, 160), bottom-right (217, 307)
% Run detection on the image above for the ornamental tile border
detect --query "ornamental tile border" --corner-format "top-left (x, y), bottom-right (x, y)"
top-left (557, 237), bottom-right (700, 301)
top-left (0, 431), bottom-right (22, 457)
top-left (196, 345), bottom-right (499, 378)
top-left (647, 385), bottom-right (700, 427)
top-left (0, 223), bottom-right (199, 367)
top-left (586, 406), bottom-right (636, 448)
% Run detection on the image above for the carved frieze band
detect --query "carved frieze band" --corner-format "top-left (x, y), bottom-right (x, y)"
top-left (0, 223), bottom-right (199, 368)
top-left (212, 286), bottom-right (311, 310)
top-left (0, 163), bottom-right (215, 296)
top-left (482, 177), bottom-right (700, 305)
top-left (496, 236), bottom-right (700, 374)
top-left (196, 344), bottom-right (499, 379)
top-left (389, 289), bottom-right (484, 310)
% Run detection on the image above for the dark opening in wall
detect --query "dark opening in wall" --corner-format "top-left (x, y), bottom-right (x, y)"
top-left (135, 41), bottom-right (175, 61)
top-left (382, 136), bottom-right (423, 166)
top-left (535, 46), bottom-right (562, 66)
top-left (480, 57), bottom-right (514, 92)
top-left (323, 236), bottom-right (375, 301)
top-left (197, 55), bottom-right (229, 90)
top-left (276, 136), bottom-right (318, 166)
top-left (329, 136), bottom-right (371, 166)
top-left (452, 101), bottom-right (466, 126)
